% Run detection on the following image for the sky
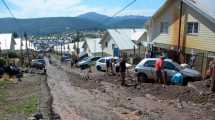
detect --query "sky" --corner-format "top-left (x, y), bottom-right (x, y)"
top-left (0, 0), bottom-right (165, 18)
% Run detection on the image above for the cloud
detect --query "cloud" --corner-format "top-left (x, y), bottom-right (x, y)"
top-left (0, 0), bottom-right (155, 18)
top-left (1, 0), bottom-right (82, 18)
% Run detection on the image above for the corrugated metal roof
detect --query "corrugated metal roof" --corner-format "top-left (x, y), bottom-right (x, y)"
top-left (183, 0), bottom-right (215, 24)
top-left (0, 33), bottom-right (12, 50)
top-left (107, 29), bottom-right (146, 50)
top-left (149, 0), bottom-right (215, 25)
top-left (85, 38), bottom-right (102, 53)
top-left (131, 29), bottom-right (147, 41)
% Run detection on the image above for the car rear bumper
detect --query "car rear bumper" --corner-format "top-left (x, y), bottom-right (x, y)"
top-left (192, 76), bottom-right (202, 81)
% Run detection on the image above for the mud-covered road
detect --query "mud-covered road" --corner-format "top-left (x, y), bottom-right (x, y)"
top-left (47, 60), bottom-right (215, 120)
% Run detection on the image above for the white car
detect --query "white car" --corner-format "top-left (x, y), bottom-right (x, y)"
top-left (96, 57), bottom-right (132, 72)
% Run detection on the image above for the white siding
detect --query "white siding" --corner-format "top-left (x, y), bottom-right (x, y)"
top-left (103, 37), bottom-right (115, 56)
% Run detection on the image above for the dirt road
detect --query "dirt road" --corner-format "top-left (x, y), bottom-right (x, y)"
top-left (47, 60), bottom-right (215, 120)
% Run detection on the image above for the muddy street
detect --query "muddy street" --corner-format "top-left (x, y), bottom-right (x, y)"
top-left (47, 60), bottom-right (215, 120)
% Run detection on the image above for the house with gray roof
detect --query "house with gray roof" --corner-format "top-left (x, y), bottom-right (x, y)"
top-left (100, 29), bottom-right (147, 57)
top-left (0, 33), bottom-right (15, 50)
top-left (83, 38), bottom-right (102, 56)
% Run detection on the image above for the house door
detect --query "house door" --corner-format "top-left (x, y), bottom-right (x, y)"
top-left (113, 48), bottom-right (120, 57)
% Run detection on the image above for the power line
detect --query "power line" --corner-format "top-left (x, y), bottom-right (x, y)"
top-left (103, 0), bottom-right (137, 23)
top-left (1, 0), bottom-right (24, 35)
top-left (1, 0), bottom-right (15, 18)
top-left (111, 0), bottom-right (137, 17)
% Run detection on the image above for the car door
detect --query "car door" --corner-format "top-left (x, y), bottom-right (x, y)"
top-left (143, 60), bottom-right (155, 79)
top-left (99, 58), bottom-right (107, 71)
top-left (163, 61), bottom-right (177, 80)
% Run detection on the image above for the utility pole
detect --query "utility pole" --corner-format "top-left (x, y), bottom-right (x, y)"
top-left (24, 32), bottom-right (30, 67)
top-left (138, 43), bottom-right (141, 57)
top-left (60, 41), bottom-right (63, 56)
top-left (76, 32), bottom-right (81, 59)
top-left (211, 65), bottom-right (215, 92)
top-left (20, 34), bottom-right (24, 66)
top-left (0, 42), bottom-right (1, 58)
top-left (178, 1), bottom-right (183, 50)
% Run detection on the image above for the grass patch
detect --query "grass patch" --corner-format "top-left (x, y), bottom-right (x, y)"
top-left (0, 81), bottom-right (8, 103)
top-left (0, 90), bottom-right (7, 103)
top-left (7, 96), bottom-right (38, 115)
top-left (0, 80), bottom-right (9, 88)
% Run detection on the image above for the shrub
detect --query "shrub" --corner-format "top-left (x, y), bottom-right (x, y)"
top-left (7, 52), bottom-right (18, 58)
top-left (0, 59), bottom-right (6, 66)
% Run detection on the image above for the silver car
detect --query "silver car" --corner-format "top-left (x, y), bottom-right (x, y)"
top-left (135, 58), bottom-right (202, 85)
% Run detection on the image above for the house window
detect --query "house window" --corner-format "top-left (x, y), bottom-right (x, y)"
top-left (112, 44), bottom-right (115, 49)
top-left (105, 42), bottom-right (108, 48)
top-left (187, 22), bottom-right (199, 34)
top-left (160, 22), bottom-right (169, 34)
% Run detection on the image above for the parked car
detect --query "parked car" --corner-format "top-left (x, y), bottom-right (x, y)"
top-left (135, 58), bottom-right (202, 85)
top-left (96, 57), bottom-right (132, 72)
top-left (63, 53), bottom-right (71, 58)
top-left (31, 59), bottom-right (46, 70)
top-left (77, 56), bottom-right (101, 68)
top-left (79, 53), bottom-right (88, 62)
top-left (61, 56), bottom-right (71, 62)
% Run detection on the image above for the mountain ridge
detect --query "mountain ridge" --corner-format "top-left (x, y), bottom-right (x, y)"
top-left (0, 12), bottom-right (149, 35)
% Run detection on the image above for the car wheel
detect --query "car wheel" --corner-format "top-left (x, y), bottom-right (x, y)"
top-left (137, 73), bottom-right (148, 83)
top-left (183, 77), bottom-right (190, 85)
top-left (96, 65), bottom-right (102, 71)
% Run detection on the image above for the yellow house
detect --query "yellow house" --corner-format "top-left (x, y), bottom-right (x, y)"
top-left (145, 0), bottom-right (215, 73)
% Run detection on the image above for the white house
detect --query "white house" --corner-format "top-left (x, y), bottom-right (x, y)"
top-left (83, 38), bottom-right (102, 56)
top-left (0, 33), bottom-right (14, 50)
top-left (54, 41), bottom-right (85, 55)
top-left (14, 38), bottom-right (35, 50)
top-left (100, 29), bottom-right (147, 56)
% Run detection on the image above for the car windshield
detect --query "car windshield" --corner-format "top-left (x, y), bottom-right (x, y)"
top-left (82, 57), bottom-right (90, 61)
top-left (171, 61), bottom-right (183, 70)
top-left (38, 59), bottom-right (46, 64)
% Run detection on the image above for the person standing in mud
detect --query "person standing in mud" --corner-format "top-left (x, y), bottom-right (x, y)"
top-left (111, 58), bottom-right (116, 76)
top-left (106, 58), bottom-right (110, 74)
top-left (119, 57), bottom-right (127, 86)
top-left (155, 55), bottom-right (164, 84)
top-left (208, 59), bottom-right (215, 92)
top-left (70, 59), bottom-right (74, 68)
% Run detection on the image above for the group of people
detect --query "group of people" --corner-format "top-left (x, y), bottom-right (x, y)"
top-left (106, 57), bottom-right (127, 86)
top-left (105, 58), bottom-right (116, 76)
top-left (0, 63), bottom-right (22, 81)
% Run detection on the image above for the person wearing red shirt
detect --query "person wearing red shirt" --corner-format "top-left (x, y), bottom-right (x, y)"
top-left (155, 56), bottom-right (164, 83)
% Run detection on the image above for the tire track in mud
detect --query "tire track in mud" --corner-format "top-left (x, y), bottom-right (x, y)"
top-left (47, 62), bottom-right (121, 120)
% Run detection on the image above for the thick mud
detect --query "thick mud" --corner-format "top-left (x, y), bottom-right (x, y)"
top-left (47, 59), bottom-right (215, 120)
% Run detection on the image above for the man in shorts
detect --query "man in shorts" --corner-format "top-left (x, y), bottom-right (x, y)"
top-left (155, 55), bottom-right (164, 84)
